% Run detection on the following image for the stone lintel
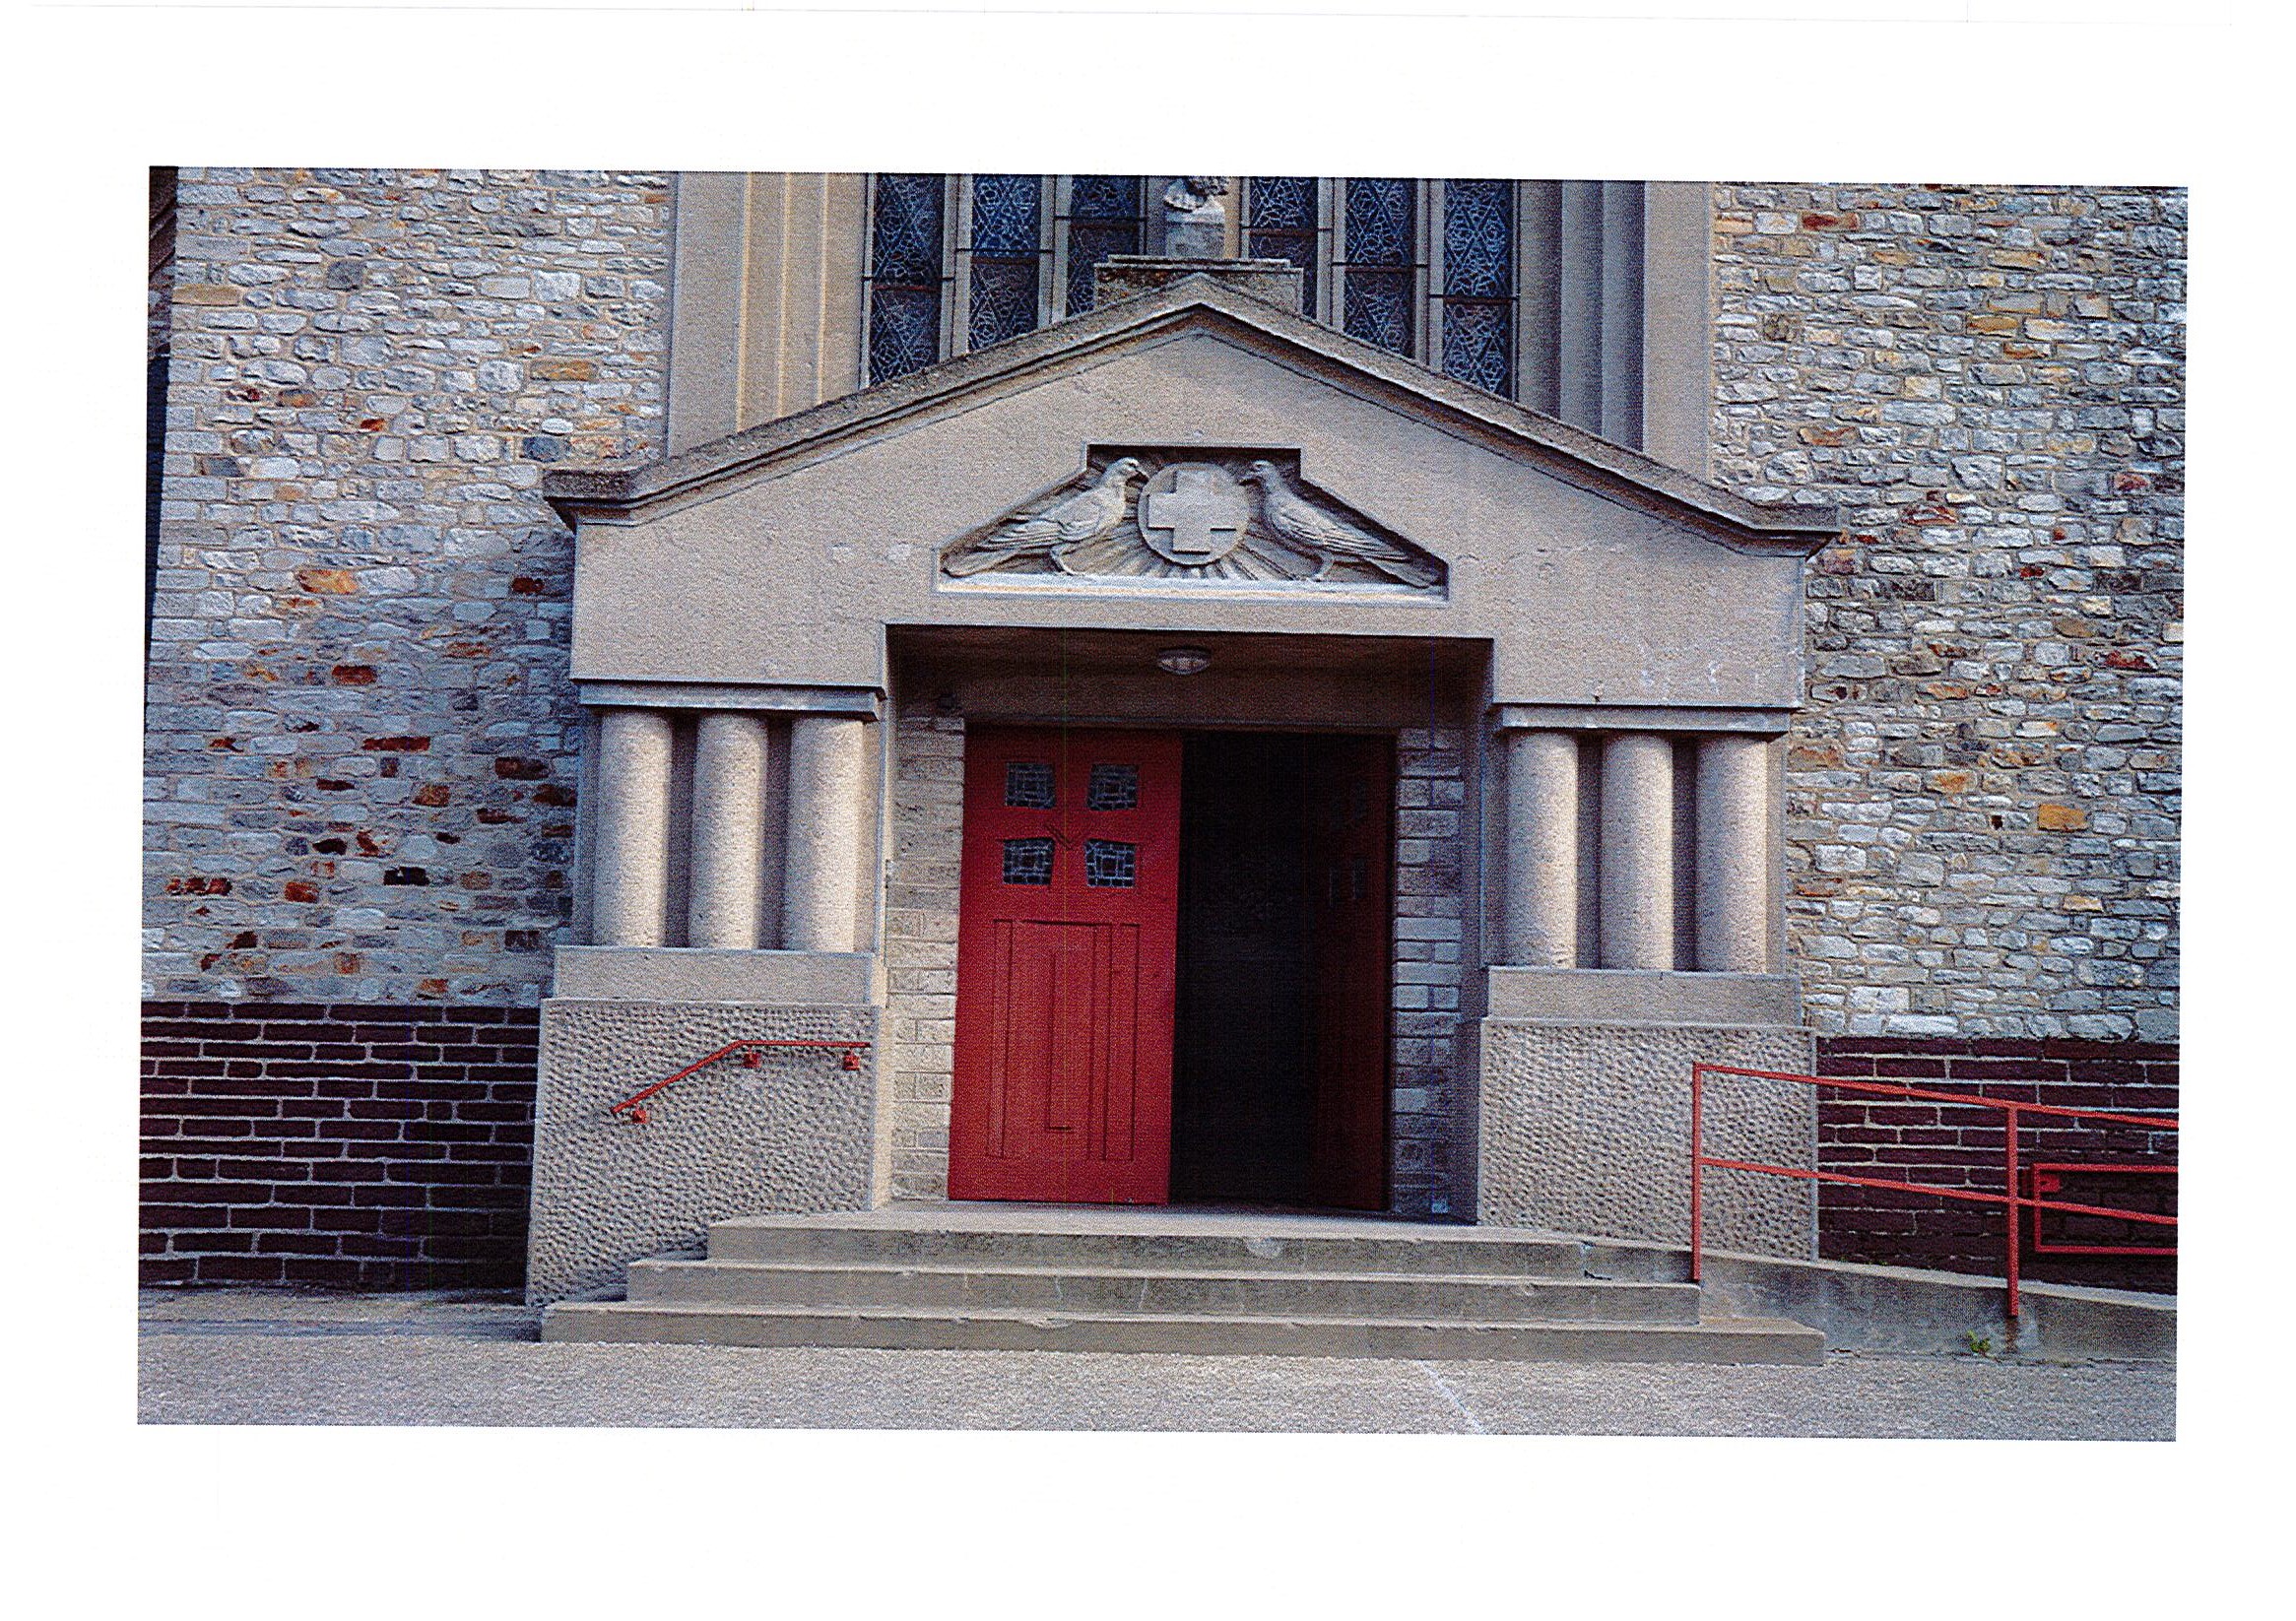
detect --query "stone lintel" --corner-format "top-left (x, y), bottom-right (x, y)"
top-left (1490, 702), bottom-right (1794, 736)
top-left (1486, 965), bottom-right (1804, 1026)
top-left (580, 681), bottom-right (884, 719)
top-left (554, 945), bottom-right (882, 1005)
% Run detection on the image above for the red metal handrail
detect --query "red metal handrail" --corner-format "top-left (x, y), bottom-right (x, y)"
top-left (1689, 1062), bottom-right (2177, 1318)
top-left (611, 1038), bottom-right (872, 1125)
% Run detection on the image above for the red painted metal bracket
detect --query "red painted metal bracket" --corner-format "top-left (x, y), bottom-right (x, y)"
top-left (612, 1038), bottom-right (872, 1125)
top-left (2029, 1162), bottom-right (2179, 1258)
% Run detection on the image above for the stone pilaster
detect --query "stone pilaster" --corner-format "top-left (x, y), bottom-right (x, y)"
top-left (590, 708), bottom-right (674, 947)
top-left (686, 711), bottom-right (770, 949)
top-left (1503, 730), bottom-right (1579, 967)
top-left (782, 715), bottom-right (872, 953)
top-left (1599, 732), bottom-right (1674, 970)
top-left (1695, 734), bottom-right (1770, 973)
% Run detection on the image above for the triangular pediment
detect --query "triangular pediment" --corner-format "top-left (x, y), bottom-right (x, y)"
top-left (542, 274), bottom-right (1837, 557)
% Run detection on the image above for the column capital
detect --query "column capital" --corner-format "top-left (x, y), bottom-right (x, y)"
top-left (1490, 702), bottom-right (1792, 736)
top-left (580, 680), bottom-right (883, 719)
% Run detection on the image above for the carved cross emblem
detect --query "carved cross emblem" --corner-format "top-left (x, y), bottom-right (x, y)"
top-left (1137, 464), bottom-right (1250, 565)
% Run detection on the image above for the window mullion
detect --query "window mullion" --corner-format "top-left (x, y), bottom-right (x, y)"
top-left (1036, 175), bottom-right (1057, 331)
top-left (950, 175), bottom-right (976, 358)
top-left (1422, 180), bottom-right (1443, 371)
top-left (937, 174), bottom-right (959, 365)
top-left (1322, 180), bottom-right (1341, 326)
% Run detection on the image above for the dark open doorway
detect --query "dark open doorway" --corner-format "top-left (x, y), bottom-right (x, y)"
top-left (1170, 731), bottom-right (1393, 1209)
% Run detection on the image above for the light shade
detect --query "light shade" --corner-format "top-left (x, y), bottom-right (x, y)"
top-left (1155, 646), bottom-right (1213, 676)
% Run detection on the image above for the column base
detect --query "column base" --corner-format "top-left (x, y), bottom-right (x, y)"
top-left (553, 945), bottom-right (880, 1005)
top-left (1487, 965), bottom-right (1801, 1025)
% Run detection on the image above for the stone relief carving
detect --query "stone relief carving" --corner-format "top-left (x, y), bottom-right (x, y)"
top-left (940, 449), bottom-right (1447, 592)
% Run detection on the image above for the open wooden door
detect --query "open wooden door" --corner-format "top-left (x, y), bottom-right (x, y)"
top-left (949, 727), bottom-right (1182, 1203)
top-left (1304, 734), bottom-right (1394, 1210)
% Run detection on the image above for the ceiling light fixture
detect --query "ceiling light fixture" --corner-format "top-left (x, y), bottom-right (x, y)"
top-left (1155, 646), bottom-right (1212, 677)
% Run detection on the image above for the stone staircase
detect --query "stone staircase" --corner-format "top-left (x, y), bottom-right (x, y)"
top-left (541, 1206), bottom-right (1825, 1363)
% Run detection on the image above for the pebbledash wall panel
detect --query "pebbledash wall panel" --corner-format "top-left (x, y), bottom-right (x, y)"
top-left (140, 1003), bottom-right (539, 1287)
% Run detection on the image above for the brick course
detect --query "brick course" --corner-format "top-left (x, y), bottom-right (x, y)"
top-left (140, 1002), bottom-right (539, 1286)
top-left (1813, 1035), bottom-right (2176, 1291)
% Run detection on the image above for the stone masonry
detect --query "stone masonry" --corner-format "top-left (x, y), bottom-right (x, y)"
top-left (1709, 183), bottom-right (2183, 1044)
top-left (144, 167), bottom-right (671, 1007)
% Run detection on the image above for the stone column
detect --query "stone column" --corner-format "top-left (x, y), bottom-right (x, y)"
top-left (782, 715), bottom-right (872, 953)
top-left (1504, 730), bottom-right (1579, 967)
top-left (1599, 732), bottom-right (1674, 970)
top-left (1695, 734), bottom-right (1771, 973)
top-left (591, 708), bottom-right (675, 947)
top-left (687, 711), bottom-right (770, 949)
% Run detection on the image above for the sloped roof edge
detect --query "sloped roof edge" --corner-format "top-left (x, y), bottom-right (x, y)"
top-left (541, 273), bottom-right (1840, 553)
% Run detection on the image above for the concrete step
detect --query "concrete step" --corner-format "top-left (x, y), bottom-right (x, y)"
top-left (540, 1299), bottom-right (1825, 1363)
top-left (624, 1258), bottom-right (1702, 1325)
top-left (705, 1209), bottom-right (1589, 1278)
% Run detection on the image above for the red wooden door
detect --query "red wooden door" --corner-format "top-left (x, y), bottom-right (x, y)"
top-left (949, 727), bottom-right (1182, 1204)
top-left (1304, 735), bottom-right (1394, 1210)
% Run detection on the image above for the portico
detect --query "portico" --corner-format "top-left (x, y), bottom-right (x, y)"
top-left (528, 270), bottom-right (1837, 1305)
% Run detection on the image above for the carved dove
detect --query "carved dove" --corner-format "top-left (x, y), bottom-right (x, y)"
top-left (1238, 460), bottom-right (1439, 588)
top-left (947, 457), bottom-right (1146, 577)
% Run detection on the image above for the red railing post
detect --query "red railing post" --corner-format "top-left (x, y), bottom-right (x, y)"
top-left (1689, 1063), bottom-right (1705, 1284)
top-left (2003, 1103), bottom-right (2021, 1321)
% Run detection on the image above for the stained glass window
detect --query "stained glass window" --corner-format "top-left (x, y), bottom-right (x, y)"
top-left (868, 174), bottom-right (945, 385)
top-left (1065, 175), bottom-right (1144, 317)
top-left (1343, 178), bottom-right (1415, 357)
top-left (1441, 179), bottom-right (1514, 396)
top-left (1002, 837), bottom-right (1055, 885)
top-left (1083, 840), bottom-right (1137, 887)
top-left (1086, 763), bottom-right (1139, 811)
top-left (1004, 761), bottom-right (1056, 808)
top-left (968, 174), bottom-right (1042, 351)
top-left (1245, 176), bottom-right (1318, 313)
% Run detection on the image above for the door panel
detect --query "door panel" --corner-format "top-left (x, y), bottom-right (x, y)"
top-left (951, 727), bottom-right (1181, 1203)
top-left (1304, 735), bottom-right (1394, 1209)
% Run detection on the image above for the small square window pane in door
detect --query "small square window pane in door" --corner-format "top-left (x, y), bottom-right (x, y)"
top-left (1086, 763), bottom-right (1139, 810)
top-left (1005, 761), bottom-right (1056, 808)
top-left (1083, 840), bottom-right (1137, 887)
top-left (1002, 837), bottom-right (1055, 884)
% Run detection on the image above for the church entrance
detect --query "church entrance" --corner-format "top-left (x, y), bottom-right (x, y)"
top-left (947, 725), bottom-right (1393, 1210)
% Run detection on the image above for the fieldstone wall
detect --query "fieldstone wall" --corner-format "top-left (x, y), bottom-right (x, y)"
top-left (143, 167), bottom-right (671, 1006)
top-left (1709, 183), bottom-right (2184, 1042)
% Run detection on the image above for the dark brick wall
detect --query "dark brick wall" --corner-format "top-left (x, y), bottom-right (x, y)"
top-left (1814, 1037), bottom-right (2178, 1292)
top-left (141, 1002), bottom-right (538, 1288)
